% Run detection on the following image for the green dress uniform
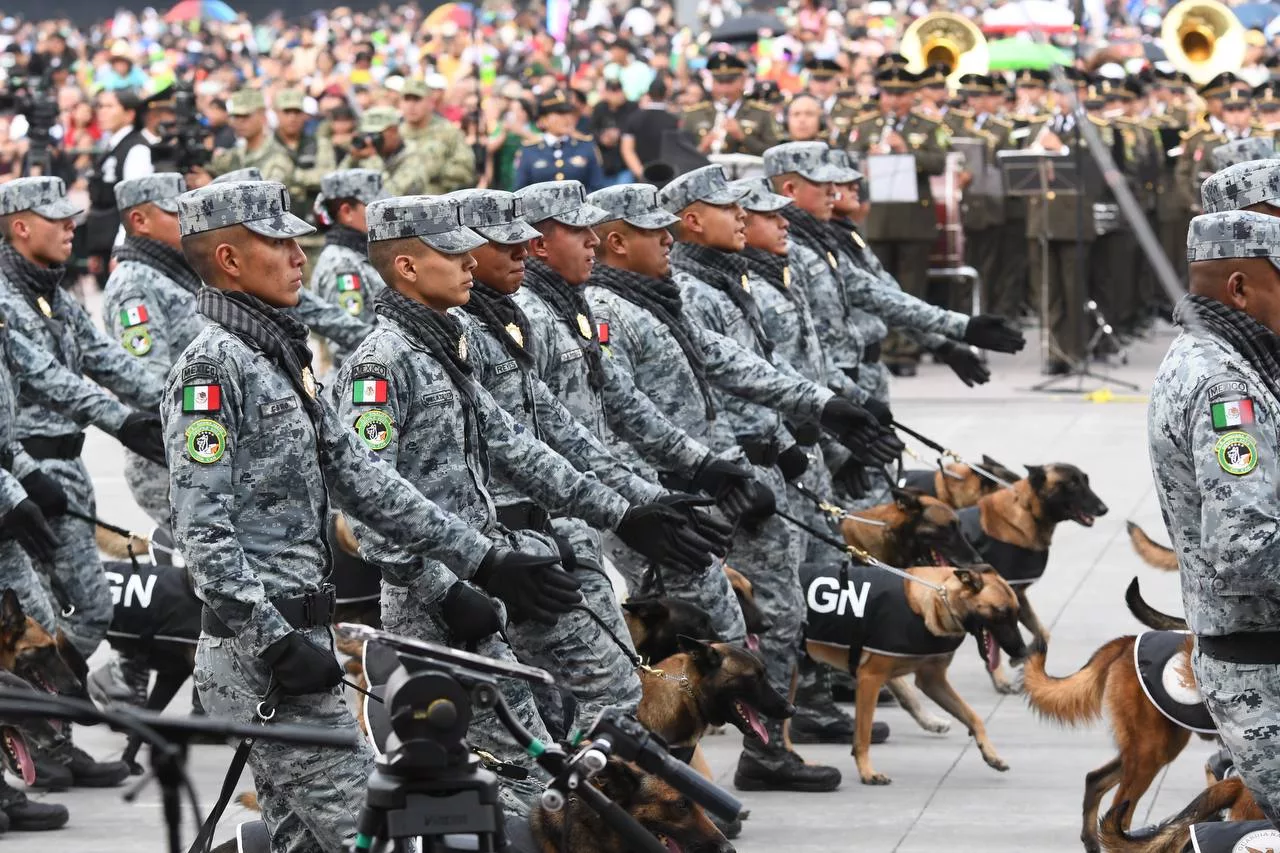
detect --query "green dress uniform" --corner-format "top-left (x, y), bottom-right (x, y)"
top-left (679, 98), bottom-right (782, 157)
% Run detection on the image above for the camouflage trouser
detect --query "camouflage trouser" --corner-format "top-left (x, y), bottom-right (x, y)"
top-left (856, 360), bottom-right (891, 405)
top-left (193, 628), bottom-right (374, 853)
top-left (0, 539), bottom-right (56, 632)
top-left (505, 530), bottom-right (642, 739)
top-left (1195, 648), bottom-right (1280, 826)
top-left (550, 517), bottom-right (640, 660)
top-left (381, 575), bottom-right (550, 818)
top-left (30, 458), bottom-right (111, 656)
top-left (123, 451), bottom-right (170, 528)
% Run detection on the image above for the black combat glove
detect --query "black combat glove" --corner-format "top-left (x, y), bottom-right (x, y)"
top-left (260, 632), bottom-right (344, 695)
top-left (440, 582), bottom-right (503, 644)
top-left (862, 397), bottom-right (894, 427)
top-left (19, 470), bottom-right (67, 518)
top-left (734, 479), bottom-right (777, 533)
top-left (840, 425), bottom-right (903, 467)
top-left (2, 500), bottom-right (57, 562)
top-left (777, 444), bottom-right (809, 483)
top-left (473, 548), bottom-right (581, 626)
top-left (690, 455), bottom-right (753, 499)
top-left (818, 397), bottom-right (880, 443)
top-left (962, 314), bottom-right (1025, 354)
top-left (834, 460), bottom-right (869, 501)
top-left (657, 492), bottom-right (733, 555)
top-left (616, 502), bottom-right (721, 575)
top-left (936, 341), bottom-right (991, 387)
top-left (116, 411), bottom-right (167, 467)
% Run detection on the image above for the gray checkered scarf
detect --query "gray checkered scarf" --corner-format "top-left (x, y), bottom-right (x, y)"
top-left (1176, 294), bottom-right (1280, 404)
top-left (324, 224), bottom-right (369, 256)
top-left (115, 237), bottom-right (203, 295)
top-left (669, 241), bottom-right (774, 358)
top-left (0, 240), bottom-right (66, 303)
top-left (522, 259), bottom-right (606, 390)
top-left (374, 286), bottom-right (477, 407)
top-left (460, 281), bottom-right (535, 368)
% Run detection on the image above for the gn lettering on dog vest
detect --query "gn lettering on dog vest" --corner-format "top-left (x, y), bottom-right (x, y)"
top-left (802, 563), bottom-right (963, 665)
top-left (1134, 630), bottom-right (1216, 734)
top-left (105, 560), bottom-right (202, 645)
top-left (957, 506), bottom-right (1048, 586)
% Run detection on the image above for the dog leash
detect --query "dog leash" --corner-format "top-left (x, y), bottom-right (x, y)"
top-left (890, 421), bottom-right (1017, 489)
top-left (68, 510), bottom-right (180, 556)
top-left (789, 481), bottom-right (886, 527)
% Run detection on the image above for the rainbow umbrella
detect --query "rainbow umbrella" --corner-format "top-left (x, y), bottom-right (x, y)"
top-left (425, 2), bottom-right (475, 30)
top-left (165, 0), bottom-right (237, 23)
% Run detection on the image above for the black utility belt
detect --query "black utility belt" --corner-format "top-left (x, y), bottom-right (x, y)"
top-left (495, 502), bottom-right (550, 532)
top-left (1197, 632), bottom-right (1280, 665)
top-left (737, 436), bottom-right (781, 467)
top-left (202, 586), bottom-right (337, 639)
top-left (22, 433), bottom-right (85, 460)
top-left (864, 342), bottom-right (881, 365)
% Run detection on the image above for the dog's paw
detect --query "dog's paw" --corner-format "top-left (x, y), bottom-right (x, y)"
top-left (992, 675), bottom-right (1024, 695)
top-left (983, 754), bottom-right (1009, 772)
top-left (860, 772), bottom-right (892, 786)
top-left (921, 717), bottom-right (951, 735)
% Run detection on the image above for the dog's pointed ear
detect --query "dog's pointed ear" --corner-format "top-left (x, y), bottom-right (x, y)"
top-left (890, 485), bottom-right (922, 511)
top-left (0, 590), bottom-right (25, 637)
top-left (1023, 464), bottom-right (1047, 489)
top-left (982, 455), bottom-right (1018, 480)
top-left (596, 759), bottom-right (644, 807)
top-left (952, 567), bottom-right (985, 593)
top-left (677, 635), bottom-right (722, 669)
top-left (621, 598), bottom-right (668, 621)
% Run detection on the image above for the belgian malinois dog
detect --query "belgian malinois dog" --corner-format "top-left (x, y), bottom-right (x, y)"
top-left (624, 598), bottom-right (718, 665)
top-left (805, 565), bottom-right (1027, 785)
top-left (1126, 522), bottom-right (1179, 571)
top-left (0, 589), bottom-right (86, 701)
top-left (0, 670), bottom-right (67, 788)
top-left (898, 455), bottom-right (1021, 510)
top-left (1124, 579), bottom-right (1188, 632)
top-left (1024, 633), bottom-right (1219, 853)
top-left (637, 637), bottom-right (793, 752)
top-left (1096, 777), bottom-right (1263, 853)
top-left (839, 487), bottom-right (985, 569)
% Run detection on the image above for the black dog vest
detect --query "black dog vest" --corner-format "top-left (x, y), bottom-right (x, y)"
top-left (1135, 630), bottom-right (1216, 734)
top-left (1190, 821), bottom-right (1277, 853)
top-left (898, 468), bottom-right (938, 497)
top-left (105, 560), bottom-right (202, 646)
top-left (957, 506), bottom-right (1048, 587)
top-left (802, 562), bottom-right (963, 667)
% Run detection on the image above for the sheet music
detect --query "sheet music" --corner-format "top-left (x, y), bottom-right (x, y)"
top-left (865, 154), bottom-right (919, 203)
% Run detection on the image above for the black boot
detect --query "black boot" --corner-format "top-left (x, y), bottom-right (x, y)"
top-left (791, 716), bottom-right (889, 745)
top-left (734, 720), bottom-right (841, 793)
top-left (708, 810), bottom-right (742, 840)
top-left (0, 779), bottom-right (65, 831)
top-left (791, 657), bottom-right (856, 744)
top-left (34, 739), bottom-right (129, 789)
top-left (27, 756), bottom-right (71, 792)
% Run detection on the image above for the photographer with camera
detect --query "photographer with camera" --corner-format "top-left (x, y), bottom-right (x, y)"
top-left (196, 89), bottom-right (293, 187)
top-left (337, 106), bottom-right (435, 196)
top-left (84, 88), bottom-right (153, 283)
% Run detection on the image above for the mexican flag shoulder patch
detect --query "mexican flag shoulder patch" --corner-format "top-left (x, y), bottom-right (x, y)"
top-left (183, 384), bottom-right (221, 412)
top-left (1207, 379), bottom-right (1257, 431)
top-left (336, 273), bottom-right (362, 292)
top-left (119, 305), bottom-right (150, 328)
top-left (352, 378), bottom-right (388, 404)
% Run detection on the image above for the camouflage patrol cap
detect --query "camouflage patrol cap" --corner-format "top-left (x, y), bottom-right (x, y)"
top-left (0, 176), bottom-right (83, 219)
top-left (115, 173), bottom-right (187, 213)
top-left (729, 177), bottom-right (792, 213)
top-left (177, 181), bottom-right (316, 239)
top-left (763, 141), bottom-right (846, 183)
top-left (515, 181), bottom-right (610, 227)
top-left (1201, 160), bottom-right (1280, 213)
top-left (658, 165), bottom-right (749, 214)
top-left (587, 184), bottom-right (680, 229)
top-left (366, 195), bottom-right (486, 253)
top-left (274, 89), bottom-right (306, 112)
top-left (1210, 138), bottom-right (1280, 172)
top-left (825, 148), bottom-right (863, 183)
top-left (316, 169), bottom-right (387, 206)
top-left (360, 106), bottom-right (401, 133)
top-left (227, 89), bottom-right (265, 115)
top-left (1187, 211), bottom-right (1280, 267)
top-left (447, 189), bottom-right (540, 244)
top-left (212, 168), bottom-right (263, 184)
top-left (400, 78), bottom-right (429, 98)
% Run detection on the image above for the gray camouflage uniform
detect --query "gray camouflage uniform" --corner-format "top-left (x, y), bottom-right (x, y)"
top-left (1201, 158), bottom-right (1280, 215)
top-left (168, 181), bottom-right (501, 853)
top-left (1150, 210), bottom-right (1280, 825)
top-left (0, 177), bottom-right (163, 655)
top-left (1210, 137), bottom-right (1279, 172)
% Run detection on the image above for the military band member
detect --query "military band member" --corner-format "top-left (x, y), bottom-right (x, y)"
top-left (513, 90), bottom-right (606, 191)
top-left (1256, 82), bottom-right (1280, 133)
top-left (679, 50), bottom-right (782, 157)
top-left (1176, 74), bottom-right (1248, 216)
top-left (956, 73), bottom-right (1016, 317)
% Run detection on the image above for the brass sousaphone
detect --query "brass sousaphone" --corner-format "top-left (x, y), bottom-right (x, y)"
top-left (1162, 0), bottom-right (1245, 85)
top-left (901, 11), bottom-right (990, 87)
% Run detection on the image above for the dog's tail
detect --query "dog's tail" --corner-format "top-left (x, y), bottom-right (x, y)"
top-left (1125, 578), bottom-right (1189, 631)
top-left (1127, 522), bottom-right (1179, 571)
top-left (237, 792), bottom-right (260, 812)
top-left (1023, 635), bottom-right (1131, 726)
top-left (1097, 778), bottom-right (1252, 853)
top-left (95, 525), bottom-right (147, 560)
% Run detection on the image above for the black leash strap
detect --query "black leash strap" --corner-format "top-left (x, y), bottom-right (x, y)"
top-left (890, 421), bottom-right (1016, 489)
top-left (67, 509), bottom-right (180, 555)
top-left (572, 604), bottom-right (644, 670)
top-left (188, 685), bottom-right (281, 853)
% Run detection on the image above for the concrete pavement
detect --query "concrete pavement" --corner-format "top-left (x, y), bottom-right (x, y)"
top-left (22, 324), bottom-right (1211, 853)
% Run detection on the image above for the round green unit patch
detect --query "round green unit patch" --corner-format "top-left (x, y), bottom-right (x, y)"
top-left (186, 419), bottom-right (228, 464)
top-left (341, 291), bottom-right (364, 317)
top-left (1215, 431), bottom-right (1258, 476)
top-left (122, 325), bottom-right (153, 356)
top-left (355, 410), bottom-right (393, 451)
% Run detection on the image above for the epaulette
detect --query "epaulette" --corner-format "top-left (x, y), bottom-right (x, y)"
top-left (742, 99), bottom-right (772, 110)
top-left (949, 108), bottom-right (975, 119)
top-left (988, 116), bottom-right (1014, 131)
top-left (681, 101), bottom-right (710, 113)
top-left (854, 109), bottom-right (880, 122)
top-left (908, 109), bottom-right (942, 126)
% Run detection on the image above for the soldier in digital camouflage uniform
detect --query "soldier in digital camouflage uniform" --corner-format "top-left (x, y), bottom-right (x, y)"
top-left (309, 169), bottom-right (387, 368)
top-left (1201, 159), bottom-right (1280, 217)
top-left (167, 180), bottom-right (558, 850)
top-left (338, 106), bottom-right (438, 197)
top-left (1211, 136), bottom-right (1279, 172)
top-left (512, 181), bottom-right (755, 645)
top-left (1149, 209), bottom-right (1280, 825)
top-left (399, 78), bottom-right (476, 193)
top-left (207, 90), bottom-right (296, 185)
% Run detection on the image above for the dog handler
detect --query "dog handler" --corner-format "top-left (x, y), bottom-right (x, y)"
top-left (1149, 209), bottom-right (1280, 825)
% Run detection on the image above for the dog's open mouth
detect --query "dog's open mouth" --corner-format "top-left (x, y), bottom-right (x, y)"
top-left (931, 549), bottom-right (946, 566)
top-left (745, 634), bottom-right (760, 652)
top-left (1, 727), bottom-right (36, 786)
top-left (21, 672), bottom-right (64, 732)
top-left (977, 628), bottom-right (1000, 673)
top-left (733, 699), bottom-right (768, 743)
top-left (656, 834), bottom-right (683, 853)
top-left (1073, 512), bottom-right (1097, 527)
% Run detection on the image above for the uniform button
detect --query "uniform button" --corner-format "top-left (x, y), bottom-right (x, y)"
top-left (556, 159), bottom-right (564, 167)
top-left (556, 172), bottom-right (565, 180)
top-left (1212, 578), bottom-right (1225, 592)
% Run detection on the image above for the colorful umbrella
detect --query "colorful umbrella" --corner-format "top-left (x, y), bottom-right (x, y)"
top-left (425, 2), bottom-right (475, 30)
top-left (165, 0), bottom-right (237, 23)
top-left (986, 37), bottom-right (1074, 69)
top-left (1233, 2), bottom-right (1280, 30)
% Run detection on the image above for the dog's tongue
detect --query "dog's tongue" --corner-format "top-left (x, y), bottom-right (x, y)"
top-left (984, 630), bottom-right (1000, 673)
top-left (663, 838), bottom-right (682, 853)
top-left (739, 701), bottom-right (768, 743)
top-left (745, 634), bottom-right (760, 652)
top-left (6, 731), bottom-right (34, 787)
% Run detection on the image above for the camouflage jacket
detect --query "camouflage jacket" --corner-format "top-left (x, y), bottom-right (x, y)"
top-left (309, 242), bottom-right (384, 366)
top-left (402, 115), bottom-right (477, 193)
top-left (1148, 324), bottom-right (1280, 636)
top-left (788, 240), bottom-right (873, 401)
top-left (209, 135), bottom-right (295, 185)
top-left (102, 260), bottom-right (205, 386)
top-left (164, 322), bottom-right (494, 656)
top-left (454, 307), bottom-right (663, 508)
top-left (334, 314), bottom-right (630, 586)
top-left (289, 287), bottom-right (374, 354)
top-left (0, 277), bottom-right (161, 440)
top-left (338, 142), bottom-right (436, 197)
top-left (748, 258), bottom-right (845, 395)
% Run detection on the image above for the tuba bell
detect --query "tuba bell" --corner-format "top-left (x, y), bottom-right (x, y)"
top-left (901, 12), bottom-right (989, 87)
top-left (1162, 0), bottom-right (1245, 85)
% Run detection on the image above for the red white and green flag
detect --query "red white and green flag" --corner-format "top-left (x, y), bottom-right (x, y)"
top-left (183, 385), bottom-right (221, 412)
top-left (336, 274), bottom-right (362, 292)
top-left (352, 378), bottom-right (387, 404)
top-left (119, 305), bottom-right (149, 327)
top-left (1211, 398), bottom-right (1255, 429)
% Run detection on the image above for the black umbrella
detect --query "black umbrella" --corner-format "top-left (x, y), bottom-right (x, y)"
top-left (709, 13), bottom-right (787, 44)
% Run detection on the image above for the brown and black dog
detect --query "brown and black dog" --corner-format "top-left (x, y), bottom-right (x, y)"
top-left (804, 564), bottom-right (1026, 785)
top-left (1096, 776), bottom-right (1263, 853)
top-left (0, 589), bottom-right (86, 701)
top-left (898, 456), bottom-right (1022, 510)
top-left (637, 637), bottom-right (793, 754)
top-left (624, 598), bottom-right (719, 665)
top-left (1023, 633), bottom-right (1218, 853)
top-left (839, 487), bottom-right (984, 570)
top-left (1126, 522), bottom-right (1179, 571)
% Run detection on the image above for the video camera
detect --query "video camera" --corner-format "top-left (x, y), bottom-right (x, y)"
top-left (0, 71), bottom-right (59, 175)
top-left (151, 78), bottom-right (212, 173)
